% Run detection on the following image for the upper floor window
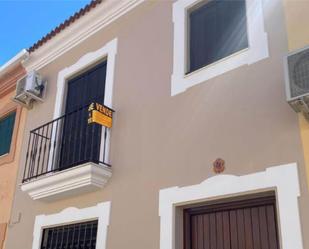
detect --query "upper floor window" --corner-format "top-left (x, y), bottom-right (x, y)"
top-left (0, 112), bottom-right (16, 156)
top-left (188, 0), bottom-right (248, 73)
top-left (171, 0), bottom-right (269, 95)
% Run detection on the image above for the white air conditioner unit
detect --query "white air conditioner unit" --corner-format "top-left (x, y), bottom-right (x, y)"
top-left (13, 71), bottom-right (46, 108)
top-left (285, 45), bottom-right (309, 121)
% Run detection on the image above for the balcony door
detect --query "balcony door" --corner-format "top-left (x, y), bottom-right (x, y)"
top-left (59, 61), bottom-right (107, 170)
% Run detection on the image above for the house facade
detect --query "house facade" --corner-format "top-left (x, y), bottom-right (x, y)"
top-left (4, 0), bottom-right (309, 249)
top-left (0, 51), bottom-right (28, 249)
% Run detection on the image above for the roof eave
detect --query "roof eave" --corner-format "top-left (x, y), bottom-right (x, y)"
top-left (0, 49), bottom-right (29, 77)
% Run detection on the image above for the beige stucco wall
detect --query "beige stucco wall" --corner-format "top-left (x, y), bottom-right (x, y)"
top-left (6, 0), bottom-right (309, 249)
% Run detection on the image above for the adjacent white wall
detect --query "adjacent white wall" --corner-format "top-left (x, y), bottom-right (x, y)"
top-left (159, 163), bottom-right (303, 249)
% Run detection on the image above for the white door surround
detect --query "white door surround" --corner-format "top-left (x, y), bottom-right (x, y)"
top-left (53, 38), bottom-right (117, 120)
top-left (52, 38), bottom-right (118, 166)
top-left (159, 163), bottom-right (303, 249)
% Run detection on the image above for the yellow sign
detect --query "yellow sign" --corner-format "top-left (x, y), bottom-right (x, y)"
top-left (88, 103), bottom-right (113, 128)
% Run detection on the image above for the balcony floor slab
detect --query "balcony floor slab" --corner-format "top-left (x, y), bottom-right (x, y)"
top-left (21, 162), bottom-right (112, 201)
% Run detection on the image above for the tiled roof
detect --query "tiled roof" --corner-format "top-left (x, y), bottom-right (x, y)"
top-left (28, 0), bottom-right (103, 53)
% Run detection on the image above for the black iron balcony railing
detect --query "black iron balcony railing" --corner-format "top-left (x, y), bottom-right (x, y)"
top-left (22, 104), bottom-right (111, 183)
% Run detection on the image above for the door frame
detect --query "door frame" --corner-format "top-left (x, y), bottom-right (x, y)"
top-left (159, 163), bottom-right (303, 249)
top-left (48, 39), bottom-right (117, 172)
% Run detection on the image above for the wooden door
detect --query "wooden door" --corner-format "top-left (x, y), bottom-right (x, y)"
top-left (59, 61), bottom-right (107, 169)
top-left (184, 195), bottom-right (279, 249)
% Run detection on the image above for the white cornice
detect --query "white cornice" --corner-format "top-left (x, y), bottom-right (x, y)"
top-left (24, 0), bottom-right (144, 72)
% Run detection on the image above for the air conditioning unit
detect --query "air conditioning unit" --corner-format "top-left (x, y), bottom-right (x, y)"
top-left (13, 71), bottom-right (46, 108)
top-left (285, 46), bottom-right (309, 121)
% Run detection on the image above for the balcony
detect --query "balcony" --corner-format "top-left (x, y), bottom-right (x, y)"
top-left (21, 104), bottom-right (113, 201)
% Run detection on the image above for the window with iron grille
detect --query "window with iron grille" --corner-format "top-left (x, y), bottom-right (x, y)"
top-left (40, 220), bottom-right (98, 249)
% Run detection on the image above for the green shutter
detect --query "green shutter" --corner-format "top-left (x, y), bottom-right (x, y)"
top-left (0, 112), bottom-right (16, 156)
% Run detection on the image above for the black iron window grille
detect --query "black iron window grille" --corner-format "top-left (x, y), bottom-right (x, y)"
top-left (22, 104), bottom-right (111, 183)
top-left (40, 220), bottom-right (98, 249)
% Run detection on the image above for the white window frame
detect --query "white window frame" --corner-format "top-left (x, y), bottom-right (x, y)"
top-left (48, 38), bottom-right (118, 171)
top-left (159, 163), bottom-right (304, 249)
top-left (171, 0), bottom-right (269, 96)
top-left (31, 202), bottom-right (111, 249)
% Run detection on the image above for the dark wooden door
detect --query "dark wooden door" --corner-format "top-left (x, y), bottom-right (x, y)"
top-left (59, 61), bottom-right (107, 169)
top-left (184, 196), bottom-right (279, 249)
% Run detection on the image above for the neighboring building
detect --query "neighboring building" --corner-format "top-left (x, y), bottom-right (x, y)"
top-left (283, 0), bottom-right (309, 191)
top-left (5, 0), bottom-right (309, 249)
top-left (0, 50), bottom-right (28, 249)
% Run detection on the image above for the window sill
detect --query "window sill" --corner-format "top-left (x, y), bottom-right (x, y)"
top-left (21, 162), bottom-right (112, 201)
top-left (0, 153), bottom-right (9, 158)
top-left (171, 41), bottom-right (268, 96)
top-left (184, 47), bottom-right (249, 78)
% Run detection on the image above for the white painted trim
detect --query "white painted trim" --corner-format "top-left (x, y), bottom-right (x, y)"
top-left (49, 38), bottom-right (117, 169)
top-left (24, 0), bottom-right (144, 72)
top-left (53, 38), bottom-right (117, 119)
top-left (32, 201), bottom-right (111, 249)
top-left (0, 49), bottom-right (29, 76)
top-left (171, 0), bottom-right (269, 95)
top-left (159, 163), bottom-right (303, 249)
top-left (21, 162), bottom-right (112, 201)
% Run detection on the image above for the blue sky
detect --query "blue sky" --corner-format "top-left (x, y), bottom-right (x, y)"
top-left (0, 0), bottom-right (90, 66)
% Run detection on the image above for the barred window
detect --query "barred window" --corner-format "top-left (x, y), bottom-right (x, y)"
top-left (40, 220), bottom-right (98, 249)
